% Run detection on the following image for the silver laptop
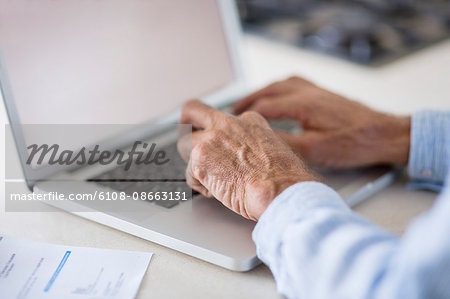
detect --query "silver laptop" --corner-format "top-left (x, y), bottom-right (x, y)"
top-left (0, 0), bottom-right (397, 271)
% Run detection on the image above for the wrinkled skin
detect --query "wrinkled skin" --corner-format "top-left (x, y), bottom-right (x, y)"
top-left (178, 76), bottom-right (411, 221)
top-left (178, 99), bottom-right (317, 221)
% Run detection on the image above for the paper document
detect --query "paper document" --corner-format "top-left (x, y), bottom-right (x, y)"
top-left (0, 235), bottom-right (152, 299)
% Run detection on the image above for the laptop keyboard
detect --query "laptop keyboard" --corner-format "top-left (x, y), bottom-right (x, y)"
top-left (87, 117), bottom-right (302, 208)
top-left (88, 143), bottom-right (193, 209)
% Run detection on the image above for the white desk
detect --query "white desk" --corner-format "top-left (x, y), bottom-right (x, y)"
top-left (1, 35), bottom-right (449, 298)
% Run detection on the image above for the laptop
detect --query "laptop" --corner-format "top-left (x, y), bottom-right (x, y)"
top-left (0, 0), bottom-right (397, 271)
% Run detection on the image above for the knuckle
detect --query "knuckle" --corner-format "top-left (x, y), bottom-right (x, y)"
top-left (214, 129), bottom-right (226, 141)
top-left (191, 163), bottom-right (206, 181)
top-left (271, 82), bottom-right (283, 92)
top-left (221, 114), bottom-right (236, 125)
top-left (287, 75), bottom-right (313, 87)
top-left (191, 143), bottom-right (208, 160)
top-left (180, 100), bottom-right (196, 122)
top-left (266, 81), bottom-right (283, 93)
top-left (182, 99), bottom-right (196, 111)
top-left (185, 98), bottom-right (197, 105)
top-left (240, 111), bottom-right (267, 124)
top-left (241, 110), bottom-right (262, 119)
top-left (185, 171), bottom-right (195, 186)
top-left (204, 129), bottom-right (225, 142)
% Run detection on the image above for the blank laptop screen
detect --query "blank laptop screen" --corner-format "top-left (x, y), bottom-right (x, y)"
top-left (0, 0), bottom-right (234, 125)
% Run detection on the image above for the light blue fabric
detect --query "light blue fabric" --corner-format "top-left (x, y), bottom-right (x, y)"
top-left (407, 110), bottom-right (449, 191)
top-left (253, 110), bottom-right (450, 299)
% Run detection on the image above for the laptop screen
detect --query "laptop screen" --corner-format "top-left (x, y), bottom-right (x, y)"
top-left (0, 0), bottom-right (235, 125)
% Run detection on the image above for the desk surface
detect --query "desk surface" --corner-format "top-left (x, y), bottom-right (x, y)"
top-left (1, 35), bottom-right (449, 298)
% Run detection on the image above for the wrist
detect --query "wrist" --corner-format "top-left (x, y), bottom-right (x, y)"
top-left (376, 115), bottom-right (411, 165)
top-left (248, 172), bottom-right (318, 220)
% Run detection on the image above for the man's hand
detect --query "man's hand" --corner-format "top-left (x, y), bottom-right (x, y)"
top-left (234, 76), bottom-right (411, 169)
top-left (178, 100), bottom-right (317, 221)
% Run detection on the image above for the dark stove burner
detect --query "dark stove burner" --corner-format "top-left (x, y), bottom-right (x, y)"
top-left (237, 0), bottom-right (450, 65)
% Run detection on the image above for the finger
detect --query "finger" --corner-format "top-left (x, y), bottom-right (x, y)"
top-left (276, 130), bottom-right (303, 149)
top-left (180, 99), bottom-right (226, 130)
top-left (177, 130), bottom-right (215, 162)
top-left (176, 122), bottom-right (193, 161)
top-left (233, 76), bottom-right (314, 114)
top-left (247, 96), bottom-right (301, 120)
top-left (237, 112), bottom-right (271, 132)
top-left (177, 121), bottom-right (192, 141)
top-left (233, 82), bottom-right (284, 114)
top-left (177, 133), bottom-right (192, 162)
top-left (185, 158), bottom-right (213, 198)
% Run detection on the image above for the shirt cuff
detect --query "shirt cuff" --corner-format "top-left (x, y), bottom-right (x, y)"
top-left (408, 110), bottom-right (449, 184)
top-left (252, 181), bottom-right (350, 266)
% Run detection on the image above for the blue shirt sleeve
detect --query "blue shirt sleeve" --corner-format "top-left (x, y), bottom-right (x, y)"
top-left (253, 180), bottom-right (450, 299)
top-left (253, 110), bottom-right (450, 298)
top-left (407, 110), bottom-right (449, 191)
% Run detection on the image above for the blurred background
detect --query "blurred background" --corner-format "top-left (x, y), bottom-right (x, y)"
top-left (236, 0), bottom-right (450, 65)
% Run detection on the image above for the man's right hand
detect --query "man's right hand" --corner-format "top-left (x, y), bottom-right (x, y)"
top-left (178, 100), bottom-right (317, 221)
top-left (234, 76), bottom-right (411, 169)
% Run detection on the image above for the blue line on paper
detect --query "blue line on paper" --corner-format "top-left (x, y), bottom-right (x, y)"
top-left (44, 250), bottom-right (71, 292)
